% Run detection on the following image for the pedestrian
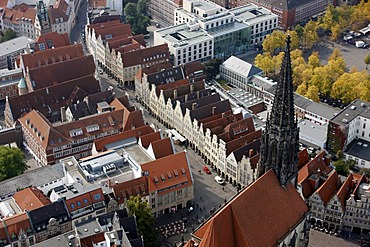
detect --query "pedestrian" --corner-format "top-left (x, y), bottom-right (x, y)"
top-left (222, 187), bottom-right (224, 191)
top-left (203, 206), bottom-right (205, 211)
top-left (200, 207), bottom-right (202, 212)
top-left (196, 203), bottom-right (199, 208)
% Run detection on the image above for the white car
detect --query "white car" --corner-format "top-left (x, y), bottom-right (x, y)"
top-left (215, 176), bottom-right (225, 185)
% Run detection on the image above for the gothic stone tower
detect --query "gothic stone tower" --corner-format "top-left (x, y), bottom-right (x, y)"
top-left (35, 0), bottom-right (51, 36)
top-left (258, 35), bottom-right (299, 187)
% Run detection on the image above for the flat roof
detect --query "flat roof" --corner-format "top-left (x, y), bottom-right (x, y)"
top-left (298, 120), bottom-right (328, 144)
top-left (331, 99), bottom-right (370, 126)
top-left (0, 163), bottom-right (65, 197)
top-left (206, 21), bottom-right (249, 37)
top-left (75, 218), bottom-right (103, 238)
top-left (346, 138), bottom-right (370, 162)
top-left (155, 23), bottom-right (212, 46)
top-left (0, 36), bottom-right (33, 57)
top-left (231, 4), bottom-right (277, 25)
top-left (123, 143), bottom-right (153, 165)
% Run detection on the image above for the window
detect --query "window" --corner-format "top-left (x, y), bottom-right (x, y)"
top-left (70, 203), bottom-right (75, 209)
top-left (93, 193), bottom-right (102, 200)
top-left (83, 198), bottom-right (88, 204)
top-left (77, 201), bottom-right (82, 206)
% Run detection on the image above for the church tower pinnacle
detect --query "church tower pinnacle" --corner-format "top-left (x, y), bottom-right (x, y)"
top-left (258, 35), bottom-right (299, 187)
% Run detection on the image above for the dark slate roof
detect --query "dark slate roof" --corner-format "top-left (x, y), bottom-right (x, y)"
top-left (232, 139), bottom-right (261, 162)
top-left (181, 93), bottom-right (221, 116)
top-left (163, 80), bottom-right (205, 101)
top-left (331, 99), bottom-right (370, 126)
top-left (171, 89), bottom-right (213, 108)
top-left (28, 200), bottom-right (70, 232)
top-left (345, 138), bottom-right (370, 162)
top-left (147, 66), bottom-right (184, 88)
top-left (261, 0), bottom-right (308, 11)
top-left (130, 238), bottom-right (144, 247)
top-left (190, 100), bottom-right (232, 121)
top-left (85, 90), bottom-right (115, 114)
top-left (121, 216), bottom-right (140, 240)
top-left (67, 101), bottom-right (90, 119)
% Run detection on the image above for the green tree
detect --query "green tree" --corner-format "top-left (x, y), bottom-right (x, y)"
top-left (365, 55), bottom-right (370, 70)
top-left (124, 2), bottom-right (137, 16)
top-left (360, 168), bottom-right (370, 177)
top-left (0, 28), bottom-right (17, 43)
top-left (204, 58), bottom-right (223, 79)
top-left (0, 146), bottom-right (28, 181)
top-left (294, 25), bottom-right (304, 40)
top-left (137, 0), bottom-right (149, 15)
top-left (126, 196), bottom-right (157, 246)
top-left (333, 159), bottom-right (349, 176)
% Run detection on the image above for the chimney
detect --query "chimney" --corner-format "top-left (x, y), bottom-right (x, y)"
top-left (197, 90), bottom-right (200, 98)
top-left (185, 94), bottom-right (188, 102)
top-left (190, 84), bottom-right (194, 93)
top-left (60, 106), bottom-right (66, 122)
top-left (212, 106), bottom-right (216, 115)
top-left (249, 149), bottom-right (254, 157)
top-left (174, 89), bottom-right (178, 98)
top-left (192, 103), bottom-right (197, 110)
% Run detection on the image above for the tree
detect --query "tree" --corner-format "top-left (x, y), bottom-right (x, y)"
top-left (294, 25), bottom-right (304, 40)
top-left (328, 48), bottom-right (343, 62)
top-left (305, 85), bottom-right (320, 102)
top-left (285, 30), bottom-right (299, 50)
top-left (333, 159), bottom-right (349, 176)
top-left (254, 53), bottom-right (275, 76)
top-left (137, 0), bottom-right (149, 15)
top-left (0, 146), bottom-right (28, 181)
top-left (365, 55), bottom-right (370, 70)
top-left (296, 83), bottom-right (308, 96)
top-left (308, 52), bottom-right (321, 69)
top-left (126, 196), bottom-right (157, 246)
top-left (204, 58), bottom-right (223, 79)
top-left (0, 28), bottom-right (17, 43)
top-left (361, 168), bottom-right (370, 177)
top-left (330, 23), bottom-right (342, 41)
top-left (262, 30), bottom-right (285, 54)
top-left (124, 2), bottom-right (150, 35)
top-left (302, 20), bottom-right (319, 49)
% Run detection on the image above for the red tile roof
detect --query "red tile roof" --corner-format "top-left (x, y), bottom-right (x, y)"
top-left (93, 125), bottom-right (154, 151)
top-left (139, 132), bottom-right (161, 149)
top-left (21, 44), bottom-right (84, 70)
top-left (337, 174), bottom-right (354, 209)
top-left (1, 5), bottom-right (35, 25)
top-left (26, 55), bottom-right (95, 91)
top-left (298, 149), bottom-right (309, 169)
top-left (48, 0), bottom-right (69, 24)
top-left (3, 213), bottom-right (31, 238)
top-left (80, 232), bottom-right (106, 247)
top-left (13, 187), bottom-right (50, 211)
top-left (111, 177), bottom-right (148, 204)
top-left (66, 188), bottom-right (104, 212)
top-left (141, 152), bottom-right (193, 194)
top-left (316, 170), bottom-right (340, 206)
top-left (93, 23), bottom-right (132, 40)
top-left (33, 32), bottom-right (70, 51)
top-left (149, 138), bottom-right (174, 159)
top-left (193, 169), bottom-right (308, 247)
top-left (297, 150), bottom-right (332, 184)
top-left (120, 44), bottom-right (170, 67)
top-left (8, 75), bottom-right (100, 123)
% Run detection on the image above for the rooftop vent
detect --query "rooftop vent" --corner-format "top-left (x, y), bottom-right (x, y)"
top-left (351, 105), bottom-right (356, 110)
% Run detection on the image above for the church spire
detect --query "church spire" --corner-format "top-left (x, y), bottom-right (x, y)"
top-left (258, 35), bottom-right (299, 187)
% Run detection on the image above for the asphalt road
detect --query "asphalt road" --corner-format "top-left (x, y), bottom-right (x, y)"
top-left (70, 0), bottom-right (88, 44)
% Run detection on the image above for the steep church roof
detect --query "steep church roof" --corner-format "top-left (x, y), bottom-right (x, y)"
top-left (193, 169), bottom-right (309, 247)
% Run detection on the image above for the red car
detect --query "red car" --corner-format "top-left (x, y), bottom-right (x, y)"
top-left (203, 166), bottom-right (211, 174)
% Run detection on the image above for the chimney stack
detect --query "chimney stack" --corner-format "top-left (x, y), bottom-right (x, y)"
top-left (192, 103), bottom-right (197, 110)
top-left (185, 94), bottom-right (188, 102)
top-left (60, 106), bottom-right (66, 122)
top-left (190, 84), bottom-right (194, 93)
top-left (174, 89), bottom-right (178, 98)
top-left (212, 106), bottom-right (216, 115)
top-left (249, 149), bottom-right (254, 157)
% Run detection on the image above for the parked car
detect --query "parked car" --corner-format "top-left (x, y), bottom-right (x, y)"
top-left (215, 176), bottom-right (225, 185)
top-left (203, 166), bottom-right (211, 174)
